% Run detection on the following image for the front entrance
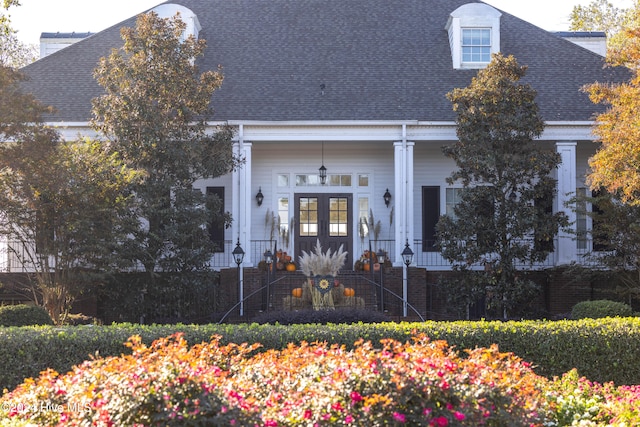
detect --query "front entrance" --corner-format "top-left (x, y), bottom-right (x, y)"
top-left (294, 193), bottom-right (353, 270)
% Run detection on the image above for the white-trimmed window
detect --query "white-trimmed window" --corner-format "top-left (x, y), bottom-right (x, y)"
top-left (462, 28), bottom-right (491, 63)
top-left (445, 188), bottom-right (463, 220)
top-left (446, 3), bottom-right (501, 69)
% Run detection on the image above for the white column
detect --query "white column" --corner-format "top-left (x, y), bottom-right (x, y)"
top-left (393, 141), bottom-right (405, 265)
top-left (405, 141), bottom-right (415, 250)
top-left (556, 141), bottom-right (577, 265)
top-left (231, 132), bottom-right (253, 267)
top-left (393, 140), bottom-right (415, 264)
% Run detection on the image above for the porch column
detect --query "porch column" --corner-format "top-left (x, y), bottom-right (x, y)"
top-left (393, 140), bottom-right (415, 265)
top-left (555, 141), bottom-right (577, 265)
top-left (231, 134), bottom-right (253, 267)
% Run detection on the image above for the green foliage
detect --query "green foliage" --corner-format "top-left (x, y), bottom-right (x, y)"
top-left (570, 0), bottom-right (627, 39)
top-left (0, 305), bottom-right (52, 327)
top-left (439, 53), bottom-right (567, 319)
top-left (5, 331), bottom-right (640, 426)
top-left (571, 299), bottom-right (634, 319)
top-left (251, 308), bottom-right (390, 325)
top-left (4, 319), bottom-right (640, 392)
top-left (1, 333), bottom-right (554, 426)
top-left (569, 0), bottom-right (637, 52)
top-left (91, 11), bottom-right (236, 276)
top-left (572, 189), bottom-right (640, 306)
top-left (0, 1), bottom-right (38, 68)
top-left (0, 66), bottom-right (141, 324)
top-left (98, 272), bottom-right (222, 324)
top-left (584, 4), bottom-right (640, 204)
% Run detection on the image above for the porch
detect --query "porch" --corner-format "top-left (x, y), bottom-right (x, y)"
top-left (208, 238), bottom-right (569, 271)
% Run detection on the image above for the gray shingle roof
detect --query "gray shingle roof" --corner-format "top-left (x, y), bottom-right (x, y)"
top-left (21, 0), bottom-right (630, 123)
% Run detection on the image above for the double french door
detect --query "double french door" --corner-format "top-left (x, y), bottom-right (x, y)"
top-left (294, 193), bottom-right (353, 271)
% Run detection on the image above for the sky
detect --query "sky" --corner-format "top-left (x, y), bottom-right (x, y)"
top-left (7, 0), bottom-right (636, 47)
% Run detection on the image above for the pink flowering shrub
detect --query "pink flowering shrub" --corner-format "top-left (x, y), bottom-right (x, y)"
top-left (546, 369), bottom-right (640, 426)
top-left (1, 332), bottom-right (639, 426)
top-left (0, 333), bottom-right (551, 426)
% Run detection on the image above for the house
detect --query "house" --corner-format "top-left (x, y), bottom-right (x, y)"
top-left (5, 0), bottom-right (631, 318)
top-left (39, 32), bottom-right (93, 58)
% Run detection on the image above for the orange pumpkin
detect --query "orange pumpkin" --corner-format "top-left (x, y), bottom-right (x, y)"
top-left (363, 263), bottom-right (370, 272)
top-left (343, 287), bottom-right (355, 297)
top-left (286, 263), bottom-right (296, 272)
top-left (291, 288), bottom-right (303, 298)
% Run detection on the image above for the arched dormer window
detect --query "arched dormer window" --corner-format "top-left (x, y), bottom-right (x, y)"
top-left (445, 3), bottom-right (501, 69)
top-left (151, 4), bottom-right (201, 41)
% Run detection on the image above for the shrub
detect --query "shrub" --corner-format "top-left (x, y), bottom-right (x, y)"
top-left (0, 305), bottom-right (53, 327)
top-left (0, 333), bottom-right (554, 426)
top-left (546, 369), bottom-right (640, 426)
top-left (4, 318), bottom-right (640, 392)
top-left (251, 308), bottom-right (390, 325)
top-left (571, 299), bottom-right (633, 319)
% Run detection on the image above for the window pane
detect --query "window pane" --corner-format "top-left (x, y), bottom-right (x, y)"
top-left (278, 197), bottom-right (289, 241)
top-left (277, 174), bottom-right (289, 187)
top-left (299, 197), bottom-right (318, 237)
top-left (358, 197), bottom-right (369, 238)
top-left (358, 174), bottom-right (369, 186)
top-left (461, 28), bottom-right (491, 63)
top-left (329, 197), bottom-right (348, 236)
top-left (446, 188), bottom-right (461, 219)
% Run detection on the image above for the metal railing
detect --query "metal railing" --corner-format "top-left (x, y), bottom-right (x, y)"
top-left (218, 269), bottom-right (425, 323)
top-left (0, 237), bottom-right (596, 273)
top-left (411, 239), bottom-right (556, 269)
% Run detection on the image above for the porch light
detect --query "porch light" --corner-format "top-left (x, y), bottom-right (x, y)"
top-left (255, 187), bottom-right (264, 206)
top-left (401, 240), bottom-right (414, 267)
top-left (319, 165), bottom-right (327, 185)
top-left (383, 188), bottom-right (392, 207)
top-left (319, 142), bottom-right (327, 185)
top-left (376, 248), bottom-right (386, 265)
top-left (232, 239), bottom-right (245, 266)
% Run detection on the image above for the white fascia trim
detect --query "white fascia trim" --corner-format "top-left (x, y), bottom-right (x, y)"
top-left (44, 120), bottom-right (598, 142)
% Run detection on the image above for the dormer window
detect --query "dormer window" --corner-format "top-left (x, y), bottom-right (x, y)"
top-left (446, 3), bottom-right (501, 69)
top-left (462, 28), bottom-right (491, 63)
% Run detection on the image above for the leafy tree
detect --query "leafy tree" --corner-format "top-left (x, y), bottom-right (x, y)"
top-left (570, 0), bottom-right (627, 38)
top-left (0, 0), bottom-right (38, 67)
top-left (91, 12), bottom-right (236, 280)
top-left (0, 30), bottom-right (37, 68)
top-left (0, 65), bottom-right (142, 323)
top-left (572, 190), bottom-right (640, 306)
top-left (437, 54), bottom-right (568, 319)
top-left (570, 0), bottom-right (640, 52)
top-left (584, 5), bottom-right (640, 205)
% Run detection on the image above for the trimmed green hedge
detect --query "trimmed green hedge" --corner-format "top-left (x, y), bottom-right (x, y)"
top-left (2, 318), bottom-right (640, 392)
top-left (571, 299), bottom-right (634, 319)
top-left (0, 304), bottom-right (53, 327)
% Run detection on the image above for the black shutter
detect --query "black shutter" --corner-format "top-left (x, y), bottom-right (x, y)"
top-left (206, 187), bottom-right (225, 253)
top-left (422, 186), bottom-right (440, 252)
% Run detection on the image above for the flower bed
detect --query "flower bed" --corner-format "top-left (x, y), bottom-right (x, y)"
top-left (2, 333), bottom-right (639, 426)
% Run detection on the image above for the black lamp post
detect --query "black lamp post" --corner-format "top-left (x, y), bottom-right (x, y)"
top-left (401, 240), bottom-right (414, 266)
top-left (376, 248), bottom-right (386, 311)
top-left (232, 239), bottom-right (245, 315)
top-left (401, 240), bottom-right (413, 317)
top-left (264, 249), bottom-right (273, 311)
